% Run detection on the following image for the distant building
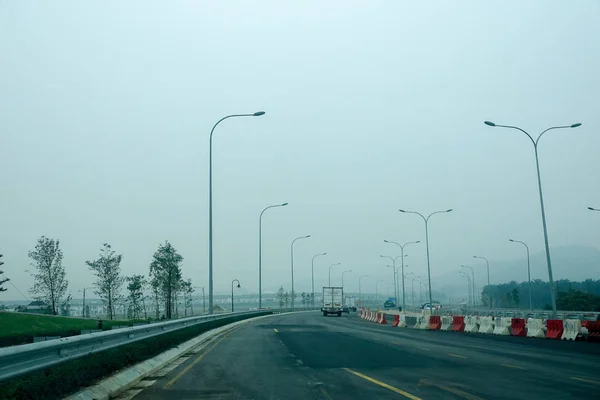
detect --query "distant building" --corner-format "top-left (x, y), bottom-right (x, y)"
top-left (25, 300), bottom-right (51, 314)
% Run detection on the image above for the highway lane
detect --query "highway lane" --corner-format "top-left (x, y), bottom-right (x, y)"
top-left (123, 311), bottom-right (600, 399)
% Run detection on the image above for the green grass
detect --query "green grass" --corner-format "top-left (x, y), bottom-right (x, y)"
top-left (0, 312), bottom-right (131, 347)
top-left (0, 311), bottom-right (271, 400)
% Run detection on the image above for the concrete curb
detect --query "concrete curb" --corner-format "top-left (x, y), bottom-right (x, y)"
top-left (64, 312), bottom-right (288, 400)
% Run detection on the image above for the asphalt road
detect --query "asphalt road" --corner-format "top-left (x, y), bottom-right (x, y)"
top-left (121, 311), bottom-right (600, 400)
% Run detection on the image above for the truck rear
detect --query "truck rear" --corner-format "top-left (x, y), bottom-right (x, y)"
top-left (321, 286), bottom-right (343, 316)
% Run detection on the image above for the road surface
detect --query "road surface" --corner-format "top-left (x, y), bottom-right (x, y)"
top-left (118, 311), bottom-right (600, 399)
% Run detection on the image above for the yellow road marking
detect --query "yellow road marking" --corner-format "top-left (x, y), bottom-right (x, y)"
top-left (419, 379), bottom-right (484, 400)
top-left (163, 327), bottom-right (240, 389)
top-left (342, 368), bottom-right (422, 400)
top-left (274, 328), bottom-right (279, 332)
top-left (448, 353), bottom-right (467, 359)
top-left (571, 377), bottom-right (600, 385)
top-left (502, 363), bottom-right (526, 370)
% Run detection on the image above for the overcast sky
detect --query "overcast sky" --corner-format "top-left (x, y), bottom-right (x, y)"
top-left (1, 1), bottom-right (599, 302)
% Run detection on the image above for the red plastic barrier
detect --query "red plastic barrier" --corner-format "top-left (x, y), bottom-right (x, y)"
top-left (452, 316), bottom-right (465, 332)
top-left (392, 315), bottom-right (400, 327)
top-left (429, 315), bottom-right (441, 330)
top-left (374, 313), bottom-right (381, 323)
top-left (546, 319), bottom-right (564, 340)
top-left (584, 321), bottom-right (600, 342)
top-left (380, 313), bottom-right (387, 325)
top-left (511, 318), bottom-right (526, 337)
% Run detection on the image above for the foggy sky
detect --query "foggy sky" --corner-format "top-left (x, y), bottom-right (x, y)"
top-left (1, 1), bottom-right (599, 301)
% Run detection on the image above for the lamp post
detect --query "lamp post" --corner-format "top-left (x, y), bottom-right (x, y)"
top-left (341, 270), bottom-right (352, 288)
top-left (461, 265), bottom-right (475, 307)
top-left (380, 255), bottom-right (401, 301)
top-left (459, 271), bottom-right (472, 308)
top-left (472, 255), bottom-right (490, 308)
top-left (258, 202), bottom-right (288, 309)
top-left (79, 287), bottom-right (92, 318)
top-left (311, 253), bottom-right (327, 308)
top-left (484, 120), bottom-right (582, 316)
top-left (328, 263), bottom-right (340, 286)
top-left (208, 111), bottom-right (265, 314)
top-left (291, 235), bottom-right (310, 309)
top-left (231, 279), bottom-right (240, 312)
top-left (194, 286), bottom-right (205, 314)
top-left (359, 275), bottom-right (369, 306)
top-left (509, 239), bottom-right (532, 310)
top-left (398, 209), bottom-right (452, 313)
top-left (384, 240), bottom-right (420, 312)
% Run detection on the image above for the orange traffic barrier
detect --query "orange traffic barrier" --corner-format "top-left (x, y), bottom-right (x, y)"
top-left (511, 318), bottom-right (526, 337)
top-left (546, 319), bottom-right (563, 340)
top-left (452, 316), bottom-right (465, 332)
top-left (429, 315), bottom-right (441, 330)
top-left (392, 315), bottom-right (400, 327)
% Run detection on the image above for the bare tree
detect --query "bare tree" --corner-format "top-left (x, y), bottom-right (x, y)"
top-left (149, 241), bottom-right (183, 319)
top-left (86, 243), bottom-right (124, 320)
top-left (29, 236), bottom-right (68, 315)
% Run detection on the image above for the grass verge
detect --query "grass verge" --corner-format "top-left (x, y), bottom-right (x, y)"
top-left (0, 312), bottom-right (131, 347)
top-left (0, 311), bottom-right (271, 400)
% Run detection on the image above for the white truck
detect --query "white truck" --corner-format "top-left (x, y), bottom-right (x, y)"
top-left (321, 286), bottom-right (343, 317)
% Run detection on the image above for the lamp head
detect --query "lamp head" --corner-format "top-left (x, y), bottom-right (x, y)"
top-left (484, 121), bottom-right (496, 127)
top-left (253, 111), bottom-right (266, 116)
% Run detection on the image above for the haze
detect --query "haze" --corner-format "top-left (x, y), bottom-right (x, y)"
top-left (1, 1), bottom-right (599, 302)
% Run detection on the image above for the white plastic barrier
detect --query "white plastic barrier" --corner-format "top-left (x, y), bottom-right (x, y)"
top-left (493, 317), bottom-right (511, 335)
top-left (440, 316), bottom-right (452, 331)
top-left (562, 319), bottom-right (583, 341)
top-left (398, 314), bottom-right (408, 328)
top-left (478, 316), bottom-right (494, 334)
top-left (420, 315), bottom-right (431, 329)
top-left (464, 316), bottom-right (479, 333)
top-left (526, 318), bottom-right (545, 338)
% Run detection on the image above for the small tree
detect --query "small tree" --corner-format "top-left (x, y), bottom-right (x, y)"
top-left (59, 293), bottom-right (72, 316)
top-left (126, 274), bottom-right (146, 321)
top-left (84, 304), bottom-right (91, 318)
top-left (301, 292), bottom-right (307, 307)
top-left (149, 241), bottom-right (183, 319)
top-left (181, 279), bottom-right (194, 316)
top-left (276, 286), bottom-right (285, 308)
top-left (29, 236), bottom-right (69, 315)
top-left (283, 291), bottom-right (290, 307)
top-left (0, 254), bottom-right (8, 292)
top-left (86, 243), bottom-right (124, 320)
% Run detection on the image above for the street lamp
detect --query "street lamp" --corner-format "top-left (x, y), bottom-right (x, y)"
top-left (384, 240), bottom-right (420, 311)
top-left (484, 120), bottom-right (581, 316)
top-left (231, 279), bottom-right (240, 312)
top-left (311, 253), bottom-right (327, 308)
top-left (328, 263), bottom-right (340, 286)
top-left (380, 255), bottom-right (401, 301)
top-left (291, 235), bottom-right (310, 309)
top-left (509, 239), bottom-right (532, 310)
top-left (208, 111), bottom-right (266, 314)
top-left (472, 256), bottom-right (490, 286)
top-left (79, 287), bottom-right (92, 318)
top-left (341, 270), bottom-right (352, 288)
top-left (258, 202), bottom-right (288, 309)
top-left (459, 271), bottom-right (472, 308)
top-left (398, 209), bottom-right (452, 313)
top-left (359, 275), bottom-right (369, 305)
top-left (461, 265), bottom-right (475, 307)
top-left (194, 286), bottom-right (205, 314)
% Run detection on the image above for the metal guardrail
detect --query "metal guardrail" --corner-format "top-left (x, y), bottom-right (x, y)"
top-left (0, 309), bottom-right (280, 382)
